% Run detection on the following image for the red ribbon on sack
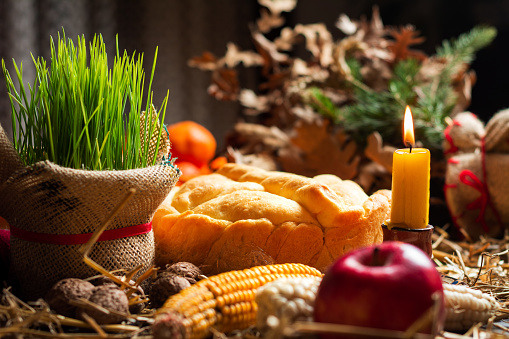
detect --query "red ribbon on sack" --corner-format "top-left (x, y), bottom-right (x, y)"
top-left (9, 222), bottom-right (152, 245)
top-left (454, 138), bottom-right (503, 233)
top-left (443, 123), bottom-right (460, 155)
top-left (458, 170), bottom-right (491, 232)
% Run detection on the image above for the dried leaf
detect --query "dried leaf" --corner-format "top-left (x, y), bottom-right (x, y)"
top-left (208, 68), bottom-right (239, 101)
top-left (291, 105), bottom-right (318, 122)
top-left (416, 56), bottom-right (447, 83)
top-left (451, 70), bottom-right (476, 116)
top-left (360, 57), bottom-right (393, 91)
top-left (367, 6), bottom-right (384, 36)
top-left (252, 30), bottom-right (290, 76)
top-left (226, 122), bottom-right (289, 153)
top-left (259, 0), bottom-right (297, 15)
top-left (291, 58), bottom-right (313, 76)
top-left (222, 42), bottom-right (264, 68)
top-left (388, 25), bottom-right (427, 62)
top-left (259, 70), bottom-right (291, 91)
top-left (288, 119), bottom-right (360, 179)
top-left (294, 23), bottom-right (334, 67)
top-left (361, 41), bottom-right (392, 63)
top-left (356, 161), bottom-right (392, 194)
top-left (237, 153), bottom-right (279, 171)
top-left (188, 51), bottom-right (218, 71)
top-left (340, 6), bottom-right (392, 78)
top-left (334, 36), bottom-right (367, 78)
top-left (274, 27), bottom-right (298, 51)
top-left (354, 6), bottom-right (386, 44)
top-left (336, 14), bottom-right (357, 35)
top-left (364, 132), bottom-right (395, 172)
top-left (239, 89), bottom-right (270, 113)
top-left (278, 144), bottom-right (307, 175)
top-left (290, 59), bottom-right (330, 84)
top-left (257, 8), bottom-right (285, 33)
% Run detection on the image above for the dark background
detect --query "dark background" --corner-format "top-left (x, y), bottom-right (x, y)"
top-left (0, 0), bottom-right (507, 150)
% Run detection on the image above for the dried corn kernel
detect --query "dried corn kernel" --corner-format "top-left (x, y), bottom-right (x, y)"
top-left (444, 283), bottom-right (500, 332)
top-left (255, 276), bottom-right (322, 339)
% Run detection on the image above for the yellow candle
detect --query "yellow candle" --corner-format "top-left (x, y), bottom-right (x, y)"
top-left (388, 106), bottom-right (430, 229)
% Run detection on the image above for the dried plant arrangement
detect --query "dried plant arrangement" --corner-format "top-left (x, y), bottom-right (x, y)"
top-left (189, 0), bottom-right (495, 193)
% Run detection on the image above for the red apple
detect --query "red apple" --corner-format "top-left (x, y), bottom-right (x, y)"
top-left (314, 241), bottom-right (444, 338)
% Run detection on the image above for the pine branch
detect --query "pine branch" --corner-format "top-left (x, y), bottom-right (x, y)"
top-left (389, 59), bottom-right (420, 105)
top-left (337, 27), bottom-right (496, 150)
top-left (345, 57), bottom-right (363, 82)
top-left (435, 26), bottom-right (496, 85)
top-left (306, 87), bottom-right (339, 122)
top-left (412, 26), bottom-right (496, 149)
top-left (437, 26), bottom-right (497, 65)
top-left (340, 88), bottom-right (404, 147)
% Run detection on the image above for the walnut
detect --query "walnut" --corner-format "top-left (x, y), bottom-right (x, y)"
top-left (150, 274), bottom-right (191, 309)
top-left (126, 284), bottom-right (146, 314)
top-left (88, 275), bottom-right (116, 286)
top-left (77, 285), bottom-right (129, 324)
top-left (45, 278), bottom-right (95, 317)
top-left (89, 275), bottom-right (146, 314)
top-left (164, 262), bottom-right (203, 284)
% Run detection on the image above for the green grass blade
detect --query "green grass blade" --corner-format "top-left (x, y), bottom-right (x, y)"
top-left (3, 31), bottom-right (170, 170)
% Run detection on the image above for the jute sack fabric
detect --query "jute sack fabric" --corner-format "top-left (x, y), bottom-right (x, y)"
top-left (0, 124), bottom-right (180, 300)
top-left (444, 110), bottom-right (509, 240)
top-left (0, 124), bottom-right (23, 184)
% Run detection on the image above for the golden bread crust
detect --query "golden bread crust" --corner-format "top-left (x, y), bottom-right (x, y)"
top-left (172, 173), bottom-right (265, 212)
top-left (153, 163), bottom-right (391, 274)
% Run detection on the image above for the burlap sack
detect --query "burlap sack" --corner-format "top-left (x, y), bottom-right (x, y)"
top-left (444, 153), bottom-right (509, 239)
top-left (0, 124), bottom-right (23, 183)
top-left (444, 110), bottom-right (509, 240)
top-left (0, 124), bottom-right (180, 300)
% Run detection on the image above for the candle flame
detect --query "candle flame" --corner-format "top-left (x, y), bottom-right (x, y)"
top-left (403, 105), bottom-right (415, 147)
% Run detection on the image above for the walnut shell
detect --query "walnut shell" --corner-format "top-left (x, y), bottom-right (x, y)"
top-left (150, 274), bottom-right (191, 308)
top-left (165, 262), bottom-right (203, 283)
top-left (77, 285), bottom-right (129, 324)
top-left (45, 278), bottom-right (95, 317)
top-left (88, 275), bottom-right (146, 314)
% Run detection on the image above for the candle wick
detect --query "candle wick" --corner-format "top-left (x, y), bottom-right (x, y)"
top-left (405, 141), bottom-right (413, 153)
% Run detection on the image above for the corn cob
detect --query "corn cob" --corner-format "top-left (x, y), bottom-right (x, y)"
top-left (152, 263), bottom-right (323, 339)
top-left (255, 276), bottom-right (322, 339)
top-left (443, 283), bottom-right (500, 332)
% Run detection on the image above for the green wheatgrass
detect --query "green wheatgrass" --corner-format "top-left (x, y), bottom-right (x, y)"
top-left (2, 31), bottom-right (170, 170)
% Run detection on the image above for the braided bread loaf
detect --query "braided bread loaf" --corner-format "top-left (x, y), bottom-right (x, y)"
top-left (153, 163), bottom-right (391, 274)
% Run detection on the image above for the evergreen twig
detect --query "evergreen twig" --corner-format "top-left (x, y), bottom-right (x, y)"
top-left (308, 26), bottom-right (496, 150)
